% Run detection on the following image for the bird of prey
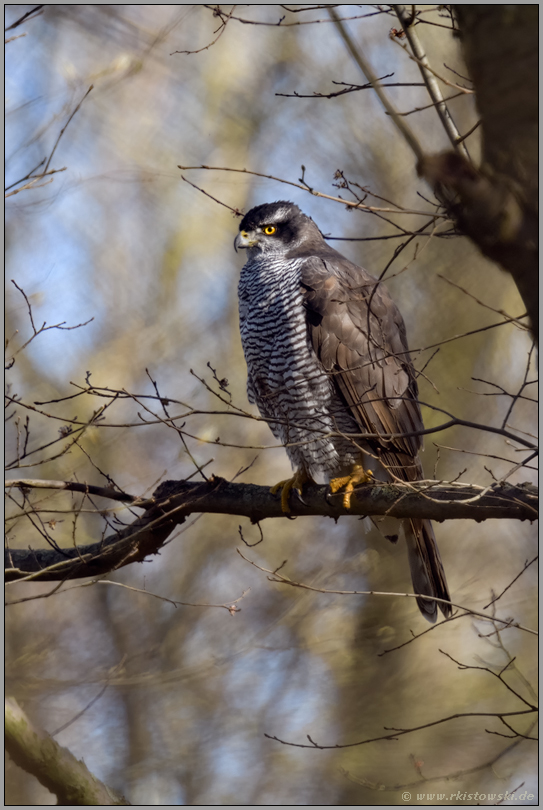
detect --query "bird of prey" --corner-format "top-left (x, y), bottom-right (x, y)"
top-left (234, 201), bottom-right (451, 621)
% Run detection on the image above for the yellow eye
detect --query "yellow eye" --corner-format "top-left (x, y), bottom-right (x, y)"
top-left (263, 225), bottom-right (276, 235)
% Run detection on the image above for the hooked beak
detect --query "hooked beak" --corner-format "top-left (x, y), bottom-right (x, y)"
top-left (234, 230), bottom-right (256, 252)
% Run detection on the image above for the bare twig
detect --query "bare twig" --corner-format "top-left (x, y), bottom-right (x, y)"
top-left (264, 706), bottom-right (536, 750)
top-left (437, 274), bottom-right (530, 330)
top-left (171, 4), bottom-right (237, 55)
top-left (5, 5), bottom-right (44, 31)
top-left (44, 85), bottom-right (93, 174)
top-left (391, 32), bottom-right (474, 95)
top-left (339, 730), bottom-right (530, 791)
top-left (501, 343), bottom-right (537, 430)
top-left (179, 175), bottom-right (242, 215)
top-left (393, 5), bottom-right (471, 157)
top-left (178, 165), bottom-right (442, 217)
top-left (204, 5), bottom-right (388, 28)
top-left (275, 74), bottom-right (428, 99)
top-left (438, 650), bottom-right (537, 710)
top-left (50, 656), bottom-right (128, 737)
top-left (387, 90), bottom-right (464, 117)
top-left (456, 119), bottom-right (481, 144)
top-left (5, 387), bottom-right (538, 453)
top-left (5, 32), bottom-right (28, 44)
top-left (5, 168), bottom-right (67, 197)
top-left (327, 6), bottom-right (425, 163)
top-left (6, 281), bottom-right (94, 364)
top-left (236, 550), bottom-right (537, 636)
top-left (483, 557), bottom-right (538, 610)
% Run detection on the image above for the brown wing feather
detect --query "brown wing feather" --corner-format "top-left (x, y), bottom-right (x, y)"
top-left (301, 253), bottom-right (422, 475)
top-left (301, 252), bottom-right (451, 620)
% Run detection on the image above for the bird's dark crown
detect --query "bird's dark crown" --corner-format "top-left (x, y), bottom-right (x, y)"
top-left (238, 201), bottom-right (304, 231)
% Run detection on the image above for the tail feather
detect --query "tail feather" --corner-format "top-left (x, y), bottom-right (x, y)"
top-left (404, 518), bottom-right (451, 622)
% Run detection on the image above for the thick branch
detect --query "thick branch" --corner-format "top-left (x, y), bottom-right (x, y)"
top-left (5, 698), bottom-right (131, 805)
top-left (5, 478), bottom-right (538, 582)
top-left (418, 7), bottom-right (538, 338)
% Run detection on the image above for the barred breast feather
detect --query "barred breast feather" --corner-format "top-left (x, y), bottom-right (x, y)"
top-left (238, 255), bottom-right (359, 480)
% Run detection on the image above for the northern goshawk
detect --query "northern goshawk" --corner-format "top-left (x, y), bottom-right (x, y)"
top-left (235, 201), bottom-right (451, 621)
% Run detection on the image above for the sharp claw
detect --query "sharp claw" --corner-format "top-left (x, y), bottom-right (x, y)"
top-left (270, 471), bottom-right (309, 514)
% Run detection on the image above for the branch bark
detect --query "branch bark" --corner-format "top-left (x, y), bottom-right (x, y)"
top-left (5, 477), bottom-right (538, 583)
top-left (5, 698), bottom-right (131, 805)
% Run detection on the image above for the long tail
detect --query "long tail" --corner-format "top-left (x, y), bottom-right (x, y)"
top-left (404, 519), bottom-right (451, 622)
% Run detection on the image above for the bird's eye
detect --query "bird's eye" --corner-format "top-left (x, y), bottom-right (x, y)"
top-left (263, 225), bottom-right (277, 235)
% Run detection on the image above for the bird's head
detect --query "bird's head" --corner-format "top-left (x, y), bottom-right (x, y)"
top-left (234, 201), bottom-right (324, 257)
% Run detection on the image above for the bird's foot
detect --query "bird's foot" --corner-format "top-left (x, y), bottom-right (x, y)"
top-left (270, 470), bottom-right (309, 513)
top-left (329, 465), bottom-right (373, 509)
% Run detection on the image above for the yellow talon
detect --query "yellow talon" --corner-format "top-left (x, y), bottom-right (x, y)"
top-left (329, 465), bottom-right (373, 509)
top-left (270, 470), bottom-right (309, 513)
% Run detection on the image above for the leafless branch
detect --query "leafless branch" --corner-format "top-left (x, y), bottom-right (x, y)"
top-left (501, 344), bottom-right (537, 430)
top-left (275, 74), bottom-right (428, 99)
top-left (204, 5), bottom-right (388, 28)
top-left (483, 557), bottom-right (538, 610)
top-left (178, 165), bottom-right (443, 217)
top-left (386, 90), bottom-right (464, 117)
top-left (50, 656), bottom-right (127, 737)
top-left (179, 175), bottom-right (243, 215)
top-left (390, 31), bottom-right (474, 95)
top-left (4, 477), bottom-right (538, 586)
top-left (5, 85), bottom-right (92, 200)
top-left (5, 32), bottom-right (28, 44)
top-left (44, 85), bottom-right (93, 174)
top-left (327, 6), bottom-right (425, 163)
top-left (5, 168), bottom-right (67, 197)
top-left (171, 4), bottom-right (237, 55)
top-left (264, 705), bottom-right (536, 750)
top-left (5, 698), bottom-right (131, 805)
top-left (393, 5), bottom-right (471, 157)
top-left (237, 550), bottom-right (537, 637)
top-left (437, 274), bottom-right (530, 330)
top-left (5, 5), bottom-right (44, 32)
top-left (455, 118), bottom-right (481, 144)
top-left (339, 729), bottom-right (530, 791)
top-left (6, 380), bottom-right (538, 461)
top-left (438, 650), bottom-right (537, 710)
top-left (6, 281), bottom-right (94, 366)
top-left (5, 479), bottom-right (137, 503)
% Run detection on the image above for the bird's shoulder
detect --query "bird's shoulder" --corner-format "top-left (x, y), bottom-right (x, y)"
top-left (296, 248), bottom-right (408, 352)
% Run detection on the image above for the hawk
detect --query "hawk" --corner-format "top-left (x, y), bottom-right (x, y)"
top-left (235, 201), bottom-right (451, 621)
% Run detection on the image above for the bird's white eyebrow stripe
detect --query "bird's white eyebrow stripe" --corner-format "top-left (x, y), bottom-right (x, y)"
top-left (267, 206), bottom-right (292, 222)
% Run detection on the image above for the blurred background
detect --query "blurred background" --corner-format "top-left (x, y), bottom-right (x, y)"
top-left (5, 5), bottom-right (537, 805)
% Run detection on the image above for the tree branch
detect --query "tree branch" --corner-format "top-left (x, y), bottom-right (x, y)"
top-left (418, 7), bottom-right (538, 339)
top-left (5, 477), bottom-right (538, 582)
top-left (327, 6), bottom-right (425, 163)
top-left (5, 698), bottom-right (131, 805)
top-left (393, 4), bottom-right (470, 157)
